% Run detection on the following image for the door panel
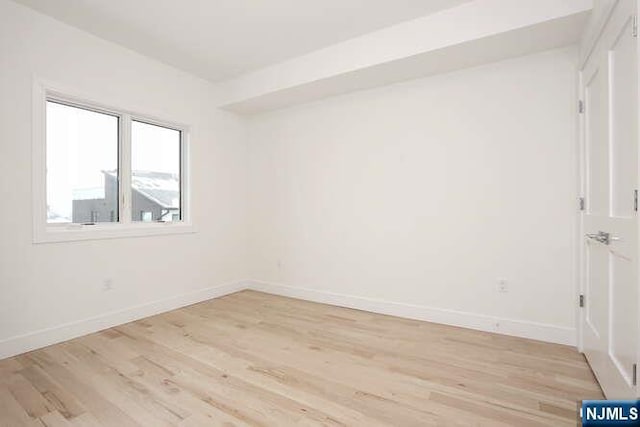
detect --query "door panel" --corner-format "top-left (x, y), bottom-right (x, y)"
top-left (586, 240), bottom-right (607, 338)
top-left (610, 222), bottom-right (637, 383)
top-left (585, 68), bottom-right (608, 217)
top-left (611, 16), bottom-right (638, 218)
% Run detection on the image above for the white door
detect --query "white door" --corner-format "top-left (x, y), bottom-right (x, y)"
top-left (580, 0), bottom-right (639, 399)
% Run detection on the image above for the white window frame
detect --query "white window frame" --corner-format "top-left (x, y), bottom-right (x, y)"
top-left (32, 79), bottom-right (194, 243)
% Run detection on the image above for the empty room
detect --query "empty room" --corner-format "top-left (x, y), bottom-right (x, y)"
top-left (1, 0), bottom-right (639, 425)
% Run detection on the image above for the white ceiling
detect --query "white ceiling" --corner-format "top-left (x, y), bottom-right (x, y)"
top-left (13, 0), bottom-right (470, 82)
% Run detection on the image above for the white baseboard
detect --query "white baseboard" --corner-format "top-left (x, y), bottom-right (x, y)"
top-left (0, 280), bottom-right (246, 360)
top-left (0, 278), bottom-right (576, 360)
top-left (246, 280), bottom-right (576, 346)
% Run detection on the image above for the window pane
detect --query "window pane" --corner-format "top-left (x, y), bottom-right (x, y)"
top-left (131, 121), bottom-right (181, 222)
top-left (46, 101), bottom-right (119, 223)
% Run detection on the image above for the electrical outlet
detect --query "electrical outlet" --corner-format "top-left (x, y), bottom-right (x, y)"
top-left (497, 278), bottom-right (508, 293)
top-left (103, 278), bottom-right (113, 291)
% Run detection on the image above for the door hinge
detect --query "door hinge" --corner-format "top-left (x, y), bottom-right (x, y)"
top-left (633, 363), bottom-right (637, 386)
top-left (578, 100), bottom-right (585, 114)
top-left (634, 190), bottom-right (638, 212)
top-left (579, 294), bottom-right (585, 308)
top-left (633, 15), bottom-right (638, 38)
top-left (579, 197), bottom-right (585, 211)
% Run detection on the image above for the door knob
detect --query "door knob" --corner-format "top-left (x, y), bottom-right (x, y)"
top-left (585, 231), bottom-right (613, 245)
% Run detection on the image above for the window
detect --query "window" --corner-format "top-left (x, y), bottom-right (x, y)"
top-left (131, 120), bottom-right (181, 222)
top-left (46, 101), bottom-right (119, 224)
top-left (34, 85), bottom-right (192, 243)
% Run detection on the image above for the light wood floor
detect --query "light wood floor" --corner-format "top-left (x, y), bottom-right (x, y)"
top-left (0, 290), bottom-right (602, 426)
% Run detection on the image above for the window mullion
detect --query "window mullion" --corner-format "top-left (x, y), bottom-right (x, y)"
top-left (120, 114), bottom-right (132, 224)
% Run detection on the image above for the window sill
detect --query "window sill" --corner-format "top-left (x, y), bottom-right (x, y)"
top-left (33, 222), bottom-right (196, 244)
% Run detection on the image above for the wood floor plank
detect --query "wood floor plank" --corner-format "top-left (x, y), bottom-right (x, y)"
top-left (0, 387), bottom-right (44, 427)
top-left (6, 373), bottom-right (55, 419)
top-left (38, 411), bottom-right (72, 427)
top-left (0, 291), bottom-right (603, 426)
top-left (18, 364), bottom-right (86, 420)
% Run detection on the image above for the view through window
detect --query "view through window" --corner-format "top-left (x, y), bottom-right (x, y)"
top-left (131, 121), bottom-right (181, 222)
top-left (46, 101), bottom-right (119, 224)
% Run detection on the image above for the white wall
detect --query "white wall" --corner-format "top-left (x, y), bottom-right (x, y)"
top-left (0, 0), bottom-right (248, 357)
top-left (247, 47), bottom-right (579, 344)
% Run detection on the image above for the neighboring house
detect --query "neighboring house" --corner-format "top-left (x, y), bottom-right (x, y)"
top-left (72, 170), bottom-right (180, 223)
